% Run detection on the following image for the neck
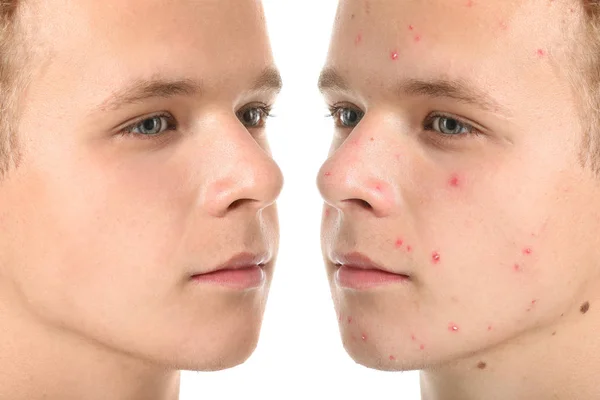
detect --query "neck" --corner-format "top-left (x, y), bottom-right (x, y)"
top-left (420, 297), bottom-right (600, 400)
top-left (0, 297), bottom-right (180, 400)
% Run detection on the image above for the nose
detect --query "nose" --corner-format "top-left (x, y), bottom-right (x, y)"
top-left (201, 119), bottom-right (284, 217)
top-left (317, 117), bottom-right (399, 218)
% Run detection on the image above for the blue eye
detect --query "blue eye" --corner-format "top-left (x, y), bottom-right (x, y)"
top-left (428, 115), bottom-right (473, 135)
top-left (128, 115), bottom-right (174, 136)
top-left (237, 105), bottom-right (272, 128)
top-left (330, 106), bottom-right (364, 128)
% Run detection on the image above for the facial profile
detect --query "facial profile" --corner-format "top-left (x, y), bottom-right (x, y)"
top-left (318, 0), bottom-right (600, 397)
top-left (0, 0), bottom-right (282, 397)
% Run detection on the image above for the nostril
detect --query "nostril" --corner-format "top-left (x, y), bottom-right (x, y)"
top-left (228, 198), bottom-right (255, 211)
top-left (343, 198), bottom-right (372, 210)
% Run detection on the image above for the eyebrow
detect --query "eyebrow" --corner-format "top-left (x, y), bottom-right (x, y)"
top-left (96, 67), bottom-right (282, 113)
top-left (318, 67), bottom-right (510, 116)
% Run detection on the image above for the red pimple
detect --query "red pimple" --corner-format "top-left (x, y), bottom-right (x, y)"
top-left (324, 209), bottom-right (331, 217)
top-left (411, 334), bottom-right (417, 341)
top-left (487, 325), bottom-right (493, 331)
top-left (523, 248), bottom-right (532, 255)
top-left (449, 175), bottom-right (460, 187)
top-left (432, 252), bottom-right (441, 264)
top-left (324, 171), bottom-right (332, 177)
top-left (513, 263), bottom-right (521, 272)
top-left (395, 238), bottom-right (404, 248)
top-left (448, 323), bottom-right (460, 332)
top-left (419, 344), bottom-right (425, 350)
top-left (361, 333), bottom-right (368, 341)
top-left (389, 355), bottom-right (396, 361)
top-left (532, 299), bottom-right (537, 305)
top-left (407, 245), bottom-right (412, 252)
top-left (347, 316), bottom-right (353, 324)
top-left (466, 0), bottom-right (474, 6)
top-left (408, 24), bottom-right (414, 30)
top-left (355, 33), bottom-right (363, 45)
top-left (375, 184), bottom-right (382, 192)
top-left (370, 137), bottom-right (375, 141)
top-left (391, 51), bottom-right (399, 60)
top-left (414, 34), bottom-right (421, 42)
top-left (536, 48), bottom-right (546, 57)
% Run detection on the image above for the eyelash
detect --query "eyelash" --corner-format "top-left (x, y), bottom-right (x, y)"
top-left (327, 105), bottom-right (482, 140)
top-left (118, 104), bottom-right (274, 141)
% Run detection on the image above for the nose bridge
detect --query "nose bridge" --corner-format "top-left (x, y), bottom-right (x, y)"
top-left (200, 113), bottom-right (283, 217)
top-left (318, 116), bottom-right (399, 217)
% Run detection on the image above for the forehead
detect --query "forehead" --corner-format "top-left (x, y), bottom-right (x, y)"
top-left (23, 0), bottom-right (272, 98)
top-left (326, 0), bottom-right (577, 101)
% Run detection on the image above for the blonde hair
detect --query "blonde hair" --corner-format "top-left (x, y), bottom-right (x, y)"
top-left (0, 0), bottom-right (24, 177)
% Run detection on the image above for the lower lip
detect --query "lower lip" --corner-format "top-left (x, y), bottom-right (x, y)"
top-left (335, 266), bottom-right (410, 290)
top-left (191, 266), bottom-right (265, 290)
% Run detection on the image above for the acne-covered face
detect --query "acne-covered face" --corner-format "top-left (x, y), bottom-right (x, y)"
top-left (0, 0), bottom-right (283, 370)
top-left (318, 0), bottom-right (600, 370)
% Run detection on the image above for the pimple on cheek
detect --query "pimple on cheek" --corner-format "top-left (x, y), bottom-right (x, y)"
top-left (414, 34), bottom-right (422, 43)
top-left (513, 263), bottom-right (521, 272)
top-left (361, 333), bottom-right (368, 341)
top-left (348, 316), bottom-right (353, 324)
top-left (324, 209), bottom-right (331, 218)
top-left (523, 247), bottom-right (532, 255)
top-left (449, 174), bottom-right (460, 187)
top-left (390, 51), bottom-right (399, 61)
top-left (407, 245), bottom-right (412, 252)
top-left (448, 323), bottom-right (460, 332)
top-left (355, 33), bottom-right (363, 46)
top-left (536, 48), bottom-right (546, 57)
top-left (487, 325), bottom-right (493, 331)
top-left (419, 344), bottom-right (425, 350)
top-left (432, 252), bottom-right (441, 264)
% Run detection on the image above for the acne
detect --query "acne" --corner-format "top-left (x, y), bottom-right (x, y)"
top-left (419, 344), bottom-right (425, 350)
top-left (487, 325), bottom-right (493, 331)
top-left (324, 171), bottom-right (332, 177)
top-left (432, 252), bottom-right (441, 264)
top-left (409, 25), bottom-right (414, 31)
top-left (395, 238), bottom-right (404, 248)
top-left (513, 263), bottom-right (521, 272)
top-left (411, 334), bottom-right (417, 341)
top-left (324, 209), bottom-right (331, 218)
top-left (348, 316), bottom-right (353, 324)
top-left (414, 34), bottom-right (422, 43)
top-left (499, 21), bottom-right (508, 30)
top-left (523, 248), bottom-right (532, 255)
top-left (536, 49), bottom-right (546, 57)
top-left (466, 0), bottom-right (474, 7)
top-left (370, 137), bottom-right (375, 141)
top-left (448, 323), bottom-right (460, 332)
top-left (355, 33), bottom-right (363, 46)
top-left (449, 174), bottom-right (460, 187)
top-left (407, 245), bottom-right (412, 252)
top-left (390, 51), bottom-right (399, 61)
top-left (477, 361), bottom-right (487, 370)
top-left (580, 301), bottom-right (590, 314)
top-left (361, 333), bottom-right (368, 341)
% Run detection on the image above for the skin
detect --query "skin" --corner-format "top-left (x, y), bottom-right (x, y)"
top-left (0, 0), bottom-right (282, 399)
top-left (318, 1), bottom-right (600, 399)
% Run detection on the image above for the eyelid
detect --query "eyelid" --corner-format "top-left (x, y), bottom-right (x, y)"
top-left (118, 111), bottom-right (176, 135)
top-left (423, 112), bottom-right (484, 137)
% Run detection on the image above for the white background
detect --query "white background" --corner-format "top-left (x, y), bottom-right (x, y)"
top-left (181, 2), bottom-right (421, 398)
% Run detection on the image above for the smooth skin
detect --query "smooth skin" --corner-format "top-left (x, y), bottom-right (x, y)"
top-left (0, 1), bottom-right (282, 399)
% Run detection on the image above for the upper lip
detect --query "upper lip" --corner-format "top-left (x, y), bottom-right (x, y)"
top-left (191, 252), bottom-right (271, 276)
top-left (330, 251), bottom-right (410, 277)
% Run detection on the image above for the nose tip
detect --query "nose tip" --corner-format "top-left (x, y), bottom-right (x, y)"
top-left (204, 147), bottom-right (283, 217)
top-left (317, 160), bottom-right (396, 218)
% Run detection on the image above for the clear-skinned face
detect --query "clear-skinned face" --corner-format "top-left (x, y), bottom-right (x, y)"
top-left (318, 0), bottom-right (600, 371)
top-left (0, 0), bottom-right (282, 372)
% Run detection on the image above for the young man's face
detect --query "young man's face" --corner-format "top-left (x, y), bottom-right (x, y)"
top-left (318, 0), bottom-right (600, 370)
top-left (0, 0), bottom-right (282, 370)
